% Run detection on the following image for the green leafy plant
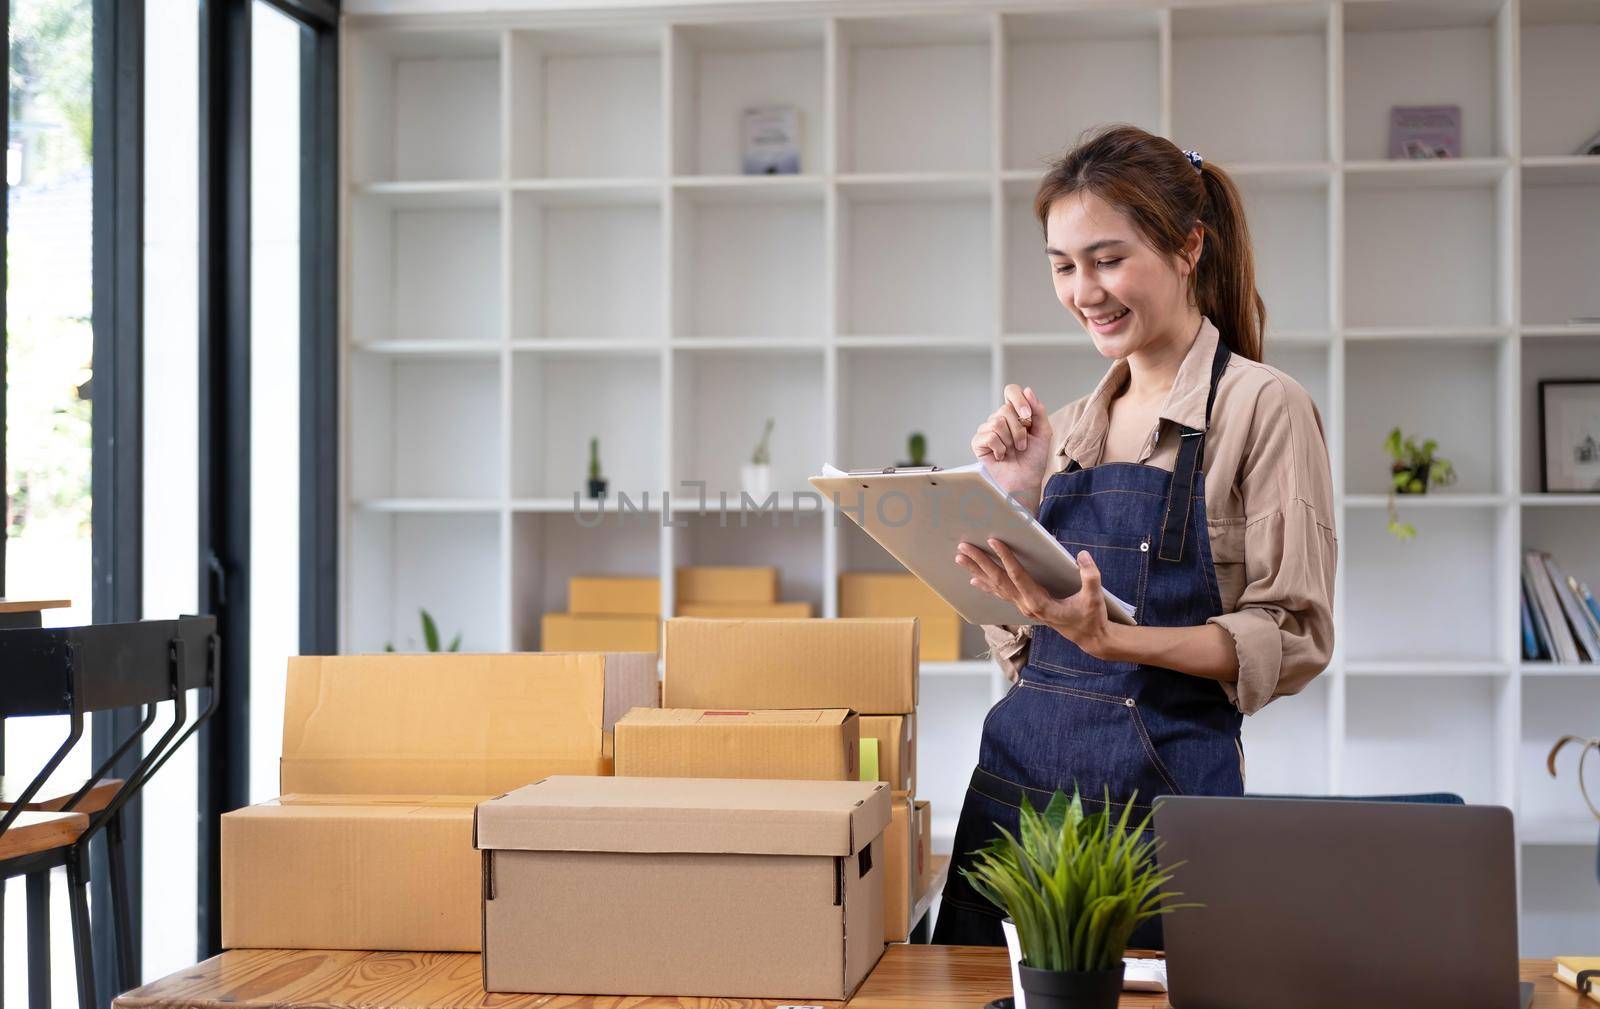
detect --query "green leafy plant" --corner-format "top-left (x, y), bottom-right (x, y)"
top-left (383, 608), bottom-right (461, 653)
top-left (588, 437), bottom-right (603, 481)
top-left (1384, 427), bottom-right (1458, 540)
top-left (908, 431), bottom-right (927, 466)
top-left (750, 417), bottom-right (775, 465)
top-left (960, 788), bottom-right (1190, 974)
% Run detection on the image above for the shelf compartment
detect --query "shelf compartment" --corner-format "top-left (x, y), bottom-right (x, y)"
top-left (348, 509), bottom-right (504, 653)
top-left (1519, 336), bottom-right (1600, 494)
top-left (1002, 177), bottom-right (1060, 337)
top-left (510, 189), bottom-right (663, 343)
top-left (668, 510), bottom-right (825, 618)
top-left (349, 354), bottom-right (502, 502)
top-left (511, 510), bottom-right (662, 650)
top-left (1262, 343), bottom-right (1331, 421)
top-left (1345, 507), bottom-right (1505, 663)
top-left (1344, 340), bottom-right (1503, 495)
top-left (1519, 678), bottom-right (1600, 830)
top-left (670, 346), bottom-right (825, 504)
top-left (1520, 0), bottom-right (1600, 158)
top-left (1521, 173), bottom-right (1600, 327)
top-left (507, 25), bottom-right (664, 179)
top-left (510, 349), bottom-right (663, 502)
top-left (1239, 673), bottom-right (1331, 795)
top-left (1001, 9), bottom-right (1161, 173)
top-left (670, 185), bottom-right (825, 341)
top-left (837, 15), bottom-right (992, 174)
top-left (999, 344), bottom-right (1110, 430)
top-left (1342, 674), bottom-right (1502, 804)
top-left (839, 185), bottom-right (992, 337)
top-left (1171, 4), bottom-right (1331, 164)
top-left (838, 347), bottom-right (991, 474)
top-left (1241, 176), bottom-right (1332, 335)
top-left (348, 29), bottom-right (502, 184)
top-left (350, 188), bottom-right (502, 346)
top-left (1342, 0), bottom-right (1508, 161)
top-left (669, 20), bottom-right (826, 177)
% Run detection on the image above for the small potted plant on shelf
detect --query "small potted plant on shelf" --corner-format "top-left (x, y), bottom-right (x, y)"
top-left (384, 608), bottom-right (461, 653)
top-left (898, 431), bottom-right (931, 468)
top-left (962, 788), bottom-right (1190, 1009)
top-left (741, 417), bottom-right (774, 498)
top-left (1385, 426), bottom-right (1457, 541)
top-left (587, 437), bottom-right (607, 499)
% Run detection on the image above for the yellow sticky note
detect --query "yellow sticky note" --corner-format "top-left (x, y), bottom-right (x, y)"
top-left (859, 738), bottom-right (880, 783)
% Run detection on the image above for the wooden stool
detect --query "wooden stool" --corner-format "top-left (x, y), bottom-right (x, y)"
top-left (0, 811), bottom-right (94, 1009)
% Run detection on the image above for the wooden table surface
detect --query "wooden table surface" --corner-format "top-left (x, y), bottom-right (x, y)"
top-left (112, 944), bottom-right (1585, 1009)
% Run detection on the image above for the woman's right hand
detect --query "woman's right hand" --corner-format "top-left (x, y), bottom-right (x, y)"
top-left (972, 385), bottom-right (1051, 511)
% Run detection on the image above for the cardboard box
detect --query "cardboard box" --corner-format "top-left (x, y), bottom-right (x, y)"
top-left (222, 794), bottom-right (482, 951)
top-left (281, 652), bottom-right (656, 794)
top-left (839, 572), bottom-right (962, 662)
top-left (674, 600), bottom-right (813, 619)
top-left (568, 576), bottom-right (660, 616)
top-left (883, 791), bottom-right (914, 942)
top-left (614, 708), bottom-right (859, 781)
top-left (664, 618), bottom-right (918, 714)
top-left (858, 713), bottom-right (916, 793)
top-left (675, 566), bottom-right (777, 604)
top-left (541, 613), bottom-right (661, 653)
top-left (914, 799), bottom-right (932, 896)
top-left (476, 776), bottom-right (890, 999)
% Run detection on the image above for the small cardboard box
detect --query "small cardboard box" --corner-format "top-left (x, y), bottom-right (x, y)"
top-left (568, 576), bottom-right (661, 616)
top-left (281, 652), bottom-right (656, 794)
top-left (883, 791), bottom-right (915, 942)
top-left (675, 565), bottom-right (777, 604)
top-left (858, 713), bottom-right (916, 793)
top-left (675, 600), bottom-right (813, 619)
top-left (840, 572), bottom-right (962, 662)
top-left (614, 708), bottom-right (859, 781)
top-left (664, 618), bottom-right (918, 714)
top-left (541, 613), bottom-right (661, 653)
top-left (222, 794), bottom-right (482, 951)
top-left (476, 776), bottom-right (890, 1000)
top-left (914, 799), bottom-right (933, 895)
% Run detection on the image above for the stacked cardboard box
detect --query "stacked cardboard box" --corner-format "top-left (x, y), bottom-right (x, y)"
top-left (661, 617), bottom-right (931, 942)
top-left (673, 564), bottom-right (812, 618)
top-left (542, 575), bottom-right (662, 651)
top-left (614, 708), bottom-right (859, 780)
top-left (839, 572), bottom-right (962, 662)
top-left (221, 652), bottom-right (657, 952)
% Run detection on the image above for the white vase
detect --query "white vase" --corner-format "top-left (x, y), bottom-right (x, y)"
top-left (740, 463), bottom-right (772, 500)
top-left (1001, 918), bottom-right (1028, 1009)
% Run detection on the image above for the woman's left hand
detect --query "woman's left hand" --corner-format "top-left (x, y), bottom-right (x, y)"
top-left (956, 538), bottom-right (1112, 657)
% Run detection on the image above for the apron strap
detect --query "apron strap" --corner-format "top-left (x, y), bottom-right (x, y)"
top-left (1157, 335), bottom-right (1232, 563)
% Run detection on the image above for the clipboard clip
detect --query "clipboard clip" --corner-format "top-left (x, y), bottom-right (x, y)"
top-left (844, 465), bottom-right (942, 476)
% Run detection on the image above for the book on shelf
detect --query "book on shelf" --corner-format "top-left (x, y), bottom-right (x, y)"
top-left (1521, 549), bottom-right (1600, 664)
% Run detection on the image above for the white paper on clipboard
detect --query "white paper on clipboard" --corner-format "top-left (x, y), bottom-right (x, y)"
top-left (809, 462), bottom-right (1138, 627)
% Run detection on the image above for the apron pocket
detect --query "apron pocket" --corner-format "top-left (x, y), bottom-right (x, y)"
top-left (1052, 528), bottom-right (1151, 624)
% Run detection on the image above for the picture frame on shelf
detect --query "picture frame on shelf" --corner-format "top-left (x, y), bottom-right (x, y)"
top-left (1539, 379), bottom-right (1600, 493)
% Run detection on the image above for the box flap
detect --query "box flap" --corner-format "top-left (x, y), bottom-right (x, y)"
top-left (616, 707), bottom-right (851, 727)
top-left (281, 653), bottom-right (611, 795)
top-left (476, 776), bottom-right (889, 857)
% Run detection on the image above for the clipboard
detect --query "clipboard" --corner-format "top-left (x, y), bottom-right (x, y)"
top-left (808, 462), bottom-right (1138, 627)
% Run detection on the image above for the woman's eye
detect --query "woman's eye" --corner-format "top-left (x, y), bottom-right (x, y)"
top-left (1054, 263), bottom-right (1073, 275)
top-left (1098, 258), bottom-right (1122, 268)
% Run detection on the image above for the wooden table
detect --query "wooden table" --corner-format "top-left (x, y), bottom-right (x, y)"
top-left (112, 945), bottom-right (1586, 1008)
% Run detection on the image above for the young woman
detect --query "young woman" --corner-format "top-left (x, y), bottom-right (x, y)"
top-left (931, 124), bottom-right (1337, 950)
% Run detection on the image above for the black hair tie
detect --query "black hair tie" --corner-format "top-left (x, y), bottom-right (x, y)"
top-left (1182, 149), bottom-right (1204, 173)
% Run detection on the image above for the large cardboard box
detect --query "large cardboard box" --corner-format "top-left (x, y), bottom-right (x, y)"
top-left (568, 576), bottom-right (660, 616)
top-left (914, 799), bottom-right (933, 895)
top-left (883, 791), bottom-right (915, 942)
top-left (476, 776), bottom-right (890, 1000)
top-left (839, 572), bottom-right (962, 662)
top-left (664, 618), bottom-right (918, 714)
top-left (675, 565), bottom-right (777, 604)
top-left (675, 600), bottom-right (813, 619)
top-left (858, 713), bottom-right (916, 793)
top-left (281, 652), bottom-right (656, 794)
top-left (222, 794), bottom-right (482, 951)
top-left (541, 613), bottom-right (661, 653)
top-left (614, 708), bottom-right (859, 781)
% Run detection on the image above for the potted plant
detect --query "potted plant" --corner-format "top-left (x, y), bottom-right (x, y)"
top-left (384, 608), bottom-right (462, 653)
top-left (741, 417), bottom-right (774, 498)
top-left (587, 437), bottom-right (607, 499)
top-left (962, 788), bottom-right (1189, 1009)
top-left (1384, 427), bottom-right (1457, 540)
top-left (898, 430), bottom-right (930, 468)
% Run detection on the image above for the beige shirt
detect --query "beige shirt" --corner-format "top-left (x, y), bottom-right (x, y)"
top-left (982, 315), bottom-right (1337, 716)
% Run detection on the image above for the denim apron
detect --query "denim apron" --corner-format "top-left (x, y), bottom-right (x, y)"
top-left (932, 335), bottom-right (1244, 950)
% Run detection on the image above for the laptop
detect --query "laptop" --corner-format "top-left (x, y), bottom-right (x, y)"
top-left (1153, 797), bottom-right (1533, 1009)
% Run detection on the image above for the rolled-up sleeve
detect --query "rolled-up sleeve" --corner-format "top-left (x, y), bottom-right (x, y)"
top-left (1206, 375), bottom-right (1337, 716)
top-left (981, 623), bottom-right (1033, 683)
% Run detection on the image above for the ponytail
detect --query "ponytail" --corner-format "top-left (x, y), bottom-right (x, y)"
top-left (1192, 160), bottom-right (1265, 362)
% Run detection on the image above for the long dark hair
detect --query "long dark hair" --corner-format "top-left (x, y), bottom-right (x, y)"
top-left (1033, 124), bottom-right (1265, 362)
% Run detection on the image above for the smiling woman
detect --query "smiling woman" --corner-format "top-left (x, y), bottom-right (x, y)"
top-left (934, 124), bottom-right (1337, 952)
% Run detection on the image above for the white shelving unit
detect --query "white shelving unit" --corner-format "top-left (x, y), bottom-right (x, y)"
top-left (341, 0), bottom-right (1600, 953)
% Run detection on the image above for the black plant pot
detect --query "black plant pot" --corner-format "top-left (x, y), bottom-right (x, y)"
top-left (587, 478), bottom-right (608, 499)
top-left (1017, 962), bottom-right (1126, 1009)
top-left (1392, 462), bottom-right (1431, 494)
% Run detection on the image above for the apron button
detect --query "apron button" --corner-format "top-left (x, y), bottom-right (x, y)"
top-left (1140, 540), bottom-right (1150, 552)
top-left (1124, 698), bottom-right (1136, 707)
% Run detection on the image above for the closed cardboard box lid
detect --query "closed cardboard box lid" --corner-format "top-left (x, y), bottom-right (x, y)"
top-left (475, 775), bottom-right (889, 857)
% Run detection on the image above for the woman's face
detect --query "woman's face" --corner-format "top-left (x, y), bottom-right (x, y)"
top-left (1044, 190), bottom-right (1200, 359)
